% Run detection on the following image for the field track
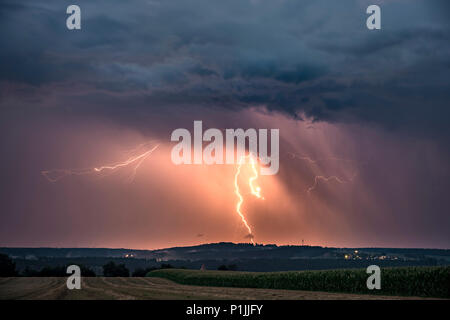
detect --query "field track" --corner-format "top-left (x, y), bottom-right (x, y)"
top-left (0, 277), bottom-right (432, 300)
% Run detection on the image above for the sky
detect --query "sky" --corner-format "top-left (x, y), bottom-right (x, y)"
top-left (0, 0), bottom-right (449, 249)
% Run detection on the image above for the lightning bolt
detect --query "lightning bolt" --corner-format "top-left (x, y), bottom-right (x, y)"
top-left (288, 152), bottom-right (357, 165)
top-left (288, 152), bottom-right (317, 164)
top-left (306, 171), bottom-right (358, 195)
top-left (42, 143), bottom-right (159, 183)
top-left (288, 152), bottom-right (358, 195)
top-left (306, 175), bottom-right (346, 194)
top-left (234, 155), bottom-right (264, 245)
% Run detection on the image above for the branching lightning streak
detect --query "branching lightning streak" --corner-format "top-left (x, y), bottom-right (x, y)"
top-left (42, 143), bottom-right (159, 183)
top-left (92, 145), bottom-right (159, 172)
top-left (234, 155), bottom-right (264, 245)
top-left (306, 171), bottom-right (358, 195)
top-left (288, 152), bottom-right (357, 165)
top-left (248, 156), bottom-right (264, 200)
top-left (307, 175), bottom-right (346, 194)
top-left (287, 152), bottom-right (317, 164)
top-left (234, 158), bottom-right (253, 243)
top-left (288, 152), bottom-right (358, 195)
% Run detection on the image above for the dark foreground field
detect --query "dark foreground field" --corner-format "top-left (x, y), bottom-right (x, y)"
top-left (0, 277), bottom-right (439, 300)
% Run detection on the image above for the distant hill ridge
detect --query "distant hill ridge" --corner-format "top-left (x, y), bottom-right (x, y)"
top-left (1, 242), bottom-right (450, 261)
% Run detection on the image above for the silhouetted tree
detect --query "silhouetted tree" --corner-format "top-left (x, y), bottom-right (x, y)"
top-left (227, 264), bottom-right (237, 271)
top-left (217, 264), bottom-right (238, 271)
top-left (160, 263), bottom-right (174, 269)
top-left (132, 267), bottom-right (158, 277)
top-left (22, 267), bottom-right (39, 277)
top-left (0, 253), bottom-right (17, 276)
top-left (38, 266), bottom-right (66, 276)
top-left (79, 265), bottom-right (97, 277)
top-left (103, 261), bottom-right (129, 277)
top-left (20, 264), bottom-right (96, 277)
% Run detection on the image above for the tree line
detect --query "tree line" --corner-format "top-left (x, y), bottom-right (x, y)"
top-left (0, 253), bottom-right (182, 277)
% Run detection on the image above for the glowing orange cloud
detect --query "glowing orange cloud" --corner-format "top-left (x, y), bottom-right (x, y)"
top-left (41, 142), bottom-right (268, 245)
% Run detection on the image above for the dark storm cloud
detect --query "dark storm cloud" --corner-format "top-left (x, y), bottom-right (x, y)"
top-left (1, 0), bottom-right (450, 249)
top-left (0, 0), bottom-right (449, 135)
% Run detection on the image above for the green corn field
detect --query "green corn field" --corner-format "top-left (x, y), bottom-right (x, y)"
top-left (147, 266), bottom-right (450, 298)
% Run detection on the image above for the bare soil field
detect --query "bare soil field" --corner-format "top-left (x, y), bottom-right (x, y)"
top-left (0, 277), bottom-right (431, 300)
